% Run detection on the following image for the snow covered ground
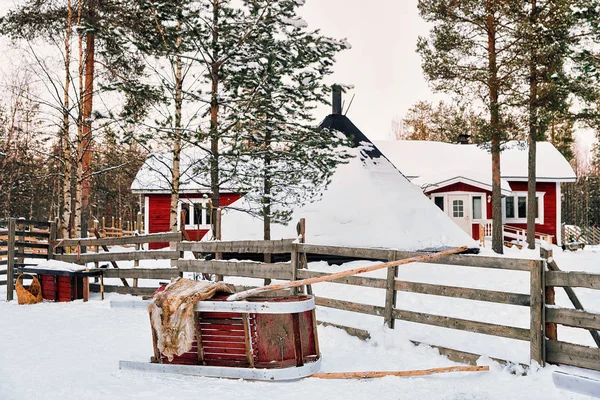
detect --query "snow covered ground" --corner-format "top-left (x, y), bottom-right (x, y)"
top-left (0, 244), bottom-right (598, 400)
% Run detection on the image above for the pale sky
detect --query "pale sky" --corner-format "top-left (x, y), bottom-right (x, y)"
top-left (301, 0), bottom-right (439, 140)
top-left (0, 0), bottom-right (596, 157)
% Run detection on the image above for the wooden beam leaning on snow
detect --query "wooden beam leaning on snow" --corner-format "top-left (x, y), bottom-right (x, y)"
top-left (227, 246), bottom-right (469, 301)
top-left (311, 365), bottom-right (489, 379)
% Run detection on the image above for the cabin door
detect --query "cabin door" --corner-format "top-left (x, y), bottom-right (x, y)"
top-left (447, 194), bottom-right (472, 235)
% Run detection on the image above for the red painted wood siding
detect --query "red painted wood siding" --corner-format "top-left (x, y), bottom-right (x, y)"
top-left (428, 181), bottom-right (558, 243)
top-left (428, 182), bottom-right (493, 229)
top-left (504, 182), bottom-right (557, 242)
top-left (148, 193), bottom-right (241, 249)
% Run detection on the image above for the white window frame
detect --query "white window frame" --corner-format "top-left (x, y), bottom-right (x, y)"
top-left (177, 199), bottom-right (211, 230)
top-left (502, 192), bottom-right (545, 224)
top-left (429, 192), bottom-right (487, 222)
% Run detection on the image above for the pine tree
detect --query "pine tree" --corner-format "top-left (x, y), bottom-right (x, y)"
top-left (417, 0), bottom-right (524, 254)
top-left (226, 1), bottom-right (351, 242)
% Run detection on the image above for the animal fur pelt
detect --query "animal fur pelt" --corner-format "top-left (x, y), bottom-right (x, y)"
top-left (149, 278), bottom-right (232, 361)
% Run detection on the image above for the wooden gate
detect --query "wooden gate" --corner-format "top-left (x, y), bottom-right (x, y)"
top-left (0, 218), bottom-right (56, 301)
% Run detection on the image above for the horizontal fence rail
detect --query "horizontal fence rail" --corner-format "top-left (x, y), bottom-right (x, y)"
top-left (178, 260), bottom-right (293, 280)
top-left (54, 250), bottom-right (180, 264)
top-left (179, 239), bottom-right (295, 254)
top-left (56, 232), bottom-right (182, 248)
top-left (542, 247), bottom-right (600, 371)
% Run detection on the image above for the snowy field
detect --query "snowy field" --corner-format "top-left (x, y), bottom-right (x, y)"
top-left (1, 243), bottom-right (599, 400)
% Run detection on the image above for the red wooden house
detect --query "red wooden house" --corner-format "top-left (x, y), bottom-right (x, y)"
top-left (131, 151), bottom-right (241, 249)
top-left (374, 140), bottom-right (576, 245)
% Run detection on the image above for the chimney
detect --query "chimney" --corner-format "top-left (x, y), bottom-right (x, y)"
top-left (332, 85), bottom-right (342, 115)
top-left (457, 133), bottom-right (470, 145)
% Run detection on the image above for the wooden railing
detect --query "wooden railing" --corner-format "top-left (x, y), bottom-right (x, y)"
top-left (479, 220), bottom-right (554, 247)
top-left (562, 224), bottom-right (600, 245)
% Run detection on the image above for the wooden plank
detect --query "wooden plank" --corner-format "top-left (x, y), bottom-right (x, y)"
top-left (315, 297), bottom-right (385, 317)
top-left (392, 308), bottom-right (530, 341)
top-left (56, 232), bottom-right (182, 248)
top-left (316, 321), bottom-right (371, 341)
top-left (179, 239), bottom-right (295, 254)
top-left (178, 260), bottom-right (293, 280)
top-left (546, 340), bottom-right (600, 371)
top-left (296, 243), bottom-right (390, 260)
top-left (546, 271), bottom-right (600, 290)
top-left (0, 250), bottom-right (8, 257)
top-left (89, 284), bottom-right (157, 296)
top-left (16, 220), bottom-right (52, 227)
top-left (384, 250), bottom-right (398, 328)
top-left (296, 244), bottom-right (533, 271)
top-left (296, 269), bottom-right (386, 289)
top-left (14, 253), bottom-right (49, 259)
top-left (395, 281), bottom-right (530, 306)
top-left (312, 365), bottom-right (489, 379)
top-left (530, 260), bottom-right (544, 365)
top-left (545, 256), bottom-right (600, 347)
top-left (409, 340), bottom-right (526, 368)
top-left (101, 268), bottom-right (180, 280)
top-left (54, 250), bottom-right (180, 263)
top-left (14, 231), bottom-right (49, 239)
top-left (47, 221), bottom-right (56, 260)
top-left (6, 219), bottom-right (15, 301)
top-left (14, 241), bottom-right (49, 250)
top-left (546, 307), bottom-right (600, 331)
top-left (228, 246), bottom-right (469, 301)
top-left (0, 280), bottom-right (6, 286)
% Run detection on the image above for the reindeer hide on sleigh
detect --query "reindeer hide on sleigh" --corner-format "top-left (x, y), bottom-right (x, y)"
top-left (149, 278), bottom-right (232, 361)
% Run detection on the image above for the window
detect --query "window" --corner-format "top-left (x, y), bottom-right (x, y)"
top-left (179, 199), bottom-right (211, 229)
top-left (434, 197), bottom-right (444, 211)
top-left (452, 200), bottom-right (464, 217)
top-left (504, 193), bottom-right (543, 222)
top-left (505, 197), bottom-right (515, 218)
top-left (518, 196), bottom-right (527, 218)
top-left (472, 196), bottom-right (482, 220)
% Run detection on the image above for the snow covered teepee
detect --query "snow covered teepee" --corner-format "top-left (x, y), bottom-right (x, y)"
top-left (219, 89), bottom-right (478, 252)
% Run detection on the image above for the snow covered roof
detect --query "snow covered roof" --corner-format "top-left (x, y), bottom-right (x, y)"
top-left (217, 115), bottom-right (478, 252)
top-left (373, 140), bottom-right (576, 193)
top-left (131, 148), bottom-right (237, 194)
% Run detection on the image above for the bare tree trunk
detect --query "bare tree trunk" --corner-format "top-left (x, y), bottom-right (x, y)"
top-left (487, 3), bottom-right (503, 254)
top-left (209, 0), bottom-right (221, 239)
top-left (527, 0), bottom-right (538, 250)
top-left (170, 47), bottom-right (182, 233)
top-left (60, 0), bottom-right (74, 239)
top-left (80, 0), bottom-right (96, 238)
top-left (263, 128), bottom-right (272, 264)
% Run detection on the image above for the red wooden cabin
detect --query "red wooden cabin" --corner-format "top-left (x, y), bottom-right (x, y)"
top-left (375, 140), bottom-right (576, 245)
top-left (131, 151), bottom-right (241, 249)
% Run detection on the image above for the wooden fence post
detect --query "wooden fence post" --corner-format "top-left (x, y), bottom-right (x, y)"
top-left (47, 220), bottom-right (57, 260)
top-left (540, 248), bottom-right (557, 342)
top-left (530, 259), bottom-right (545, 366)
top-left (291, 242), bottom-right (298, 295)
top-left (215, 209), bottom-right (223, 281)
top-left (6, 218), bottom-right (15, 301)
top-left (384, 250), bottom-right (398, 329)
top-left (16, 219), bottom-right (25, 266)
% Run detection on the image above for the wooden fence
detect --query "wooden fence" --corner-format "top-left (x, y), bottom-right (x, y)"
top-left (53, 232), bottom-right (182, 296)
top-left (0, 219), bottom-right (56, 301)
top-left (562, 224), bottom-right (600, 245)
top-left (541, 247), bottom-right (600, 372)
top-left (3, 221), bottom-right (599, 372)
